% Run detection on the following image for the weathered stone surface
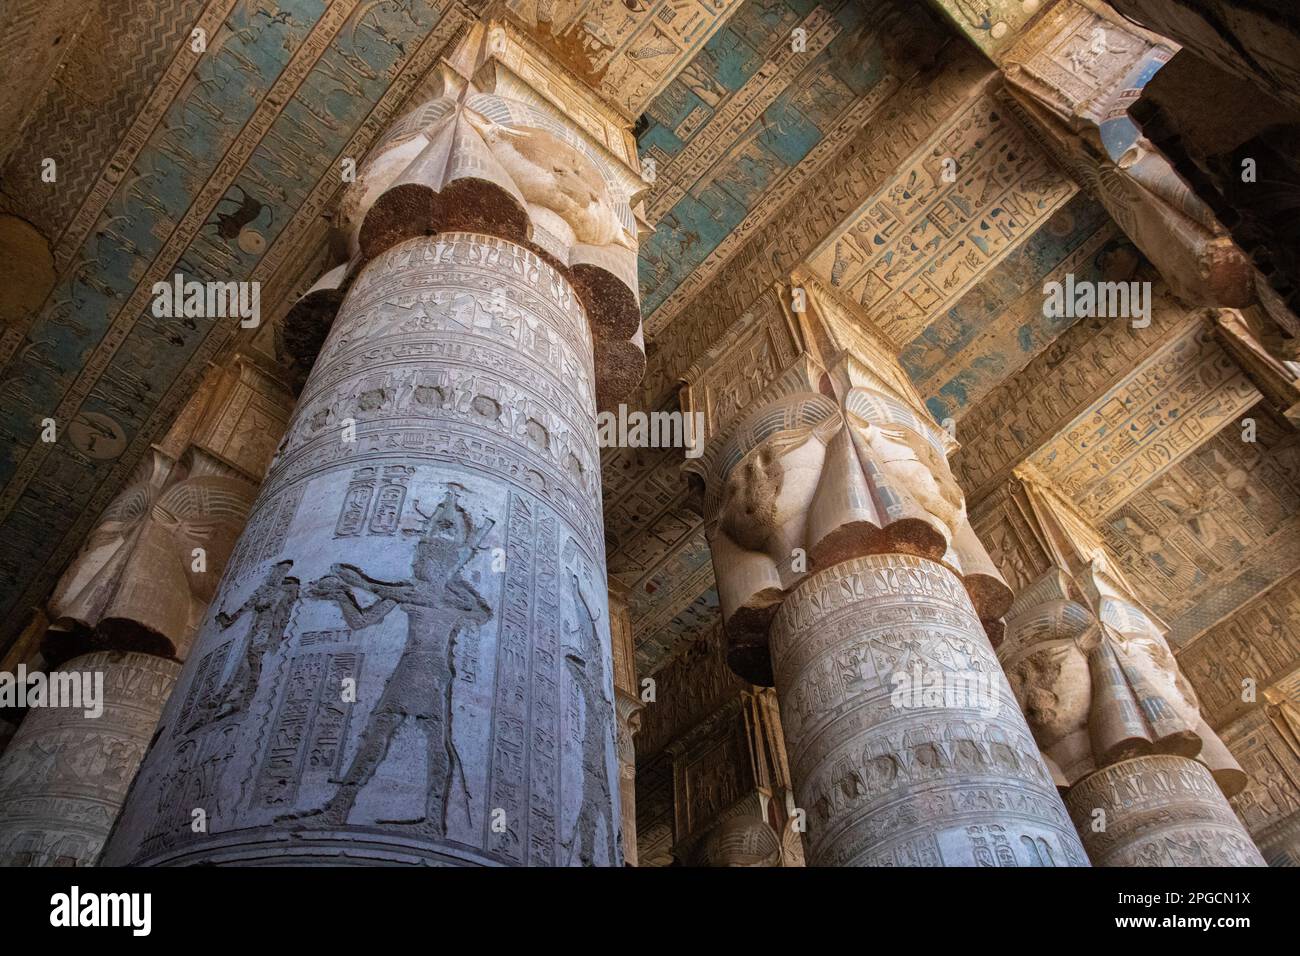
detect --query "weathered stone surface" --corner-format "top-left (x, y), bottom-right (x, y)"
top-left (770, 553), bottom-right (1087, 867)
top-left (1205, 677), bottom-right (1300, 866)
top-left (609, 585), bottom-right (642, 865)
top-left (978, 465), bottom-right (1268, 863)
top-left (43, 448), bottom-right (258, 664)
top-left (1066, 754), bottom-right (1265, 866)
top-left (700, 815), bottom-right (783, 867)
top-left (103, 233), bottom-right (622, 866)
top-left (0, 652), bottom-right (178, 867)
top-left (4, 0), bottom-right (1299, 874)
top-left (677, 273), bottom-right (1079, 866)
top-left (664, 686), bottom-right (803, 867)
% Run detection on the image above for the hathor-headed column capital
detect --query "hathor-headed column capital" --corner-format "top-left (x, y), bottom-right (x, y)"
top-left (979, 463), bottom-right (1248, 797)
top-left (679, 272), bottom-right (1010, 684)
top-left (278, 19), bottom-right (652, 409)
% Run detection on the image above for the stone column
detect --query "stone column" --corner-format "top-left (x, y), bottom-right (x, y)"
top-left (0, 653), bottom-right (178, 866)
top-left (608, 584), bottom-right (642, 865)
top-left (0, 608), bottom-right (45, 759)
top-left (101, 21), bottom-right (648, 867)
top-left (680, 273), bottom-right (1087, 867)
top-left (977, 464), bottom-right (1265, 865)
top-left (0, 353), bottom-right (290, 866)
top-left (1064, 756), bottom-right (1262, 866)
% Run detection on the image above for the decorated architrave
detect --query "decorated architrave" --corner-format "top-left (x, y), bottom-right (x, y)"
top-left (997, 1), bottom-right (1254, 310)
top-left (679, 269), bottom-right (1086, 867)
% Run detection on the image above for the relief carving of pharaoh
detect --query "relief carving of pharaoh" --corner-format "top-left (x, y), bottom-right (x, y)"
top-left (686, 361), bottom-right (1011, 685)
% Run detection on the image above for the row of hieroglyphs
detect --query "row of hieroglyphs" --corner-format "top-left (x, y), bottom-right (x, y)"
top-left (1026, 320), bottom-right (1259, 520)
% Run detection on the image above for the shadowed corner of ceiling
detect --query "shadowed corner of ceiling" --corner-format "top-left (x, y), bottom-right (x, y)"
top-left (0, 212), bottom-right (55, 339)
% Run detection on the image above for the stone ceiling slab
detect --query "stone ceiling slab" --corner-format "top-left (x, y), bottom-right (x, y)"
top-left (901, 192), bottom-right (1118, 423)
top-left (637, 0), bottom-right (948, 329)
top-left (930, 0), bottom-right (1049, 60)
top-left (954, 282), bottom-right (1203, 505)
top-left (501, 0), bottom-right (747, 119)
top-left (1026, 317), bottom-right (1260, 521)
top-left (1101, 406), bottom-right (1300, 646)
top-left (639, 41), bottom-right (995, 406)
top-left (803, 86), bottom-right (1077, 349)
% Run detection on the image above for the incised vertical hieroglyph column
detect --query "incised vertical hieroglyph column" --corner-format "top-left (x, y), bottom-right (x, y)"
top-left (608, 583), bottom-right (643, 865)
top-left (0, 353), bottom-right (291, 866)
top-left (976, 465), bottom-right (1265, 866)
top-left (680, 273), bottom-right (1087, 867)
top-left (103, 22), bottom-right (649, 867)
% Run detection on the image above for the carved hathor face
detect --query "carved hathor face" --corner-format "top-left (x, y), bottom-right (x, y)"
top-left (716, 427), bottom-right (825, 558)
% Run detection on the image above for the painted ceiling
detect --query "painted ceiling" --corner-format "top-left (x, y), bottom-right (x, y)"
top-left (0, 0), bottom-right (475, 633)
top-left (636, 0), bottom-right (914, 319)
top-left (0, 0), bottom-right (1294, 681)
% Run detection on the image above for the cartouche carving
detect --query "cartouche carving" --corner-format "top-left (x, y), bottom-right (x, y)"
top-left (101, 34), bottom-right (645, 867)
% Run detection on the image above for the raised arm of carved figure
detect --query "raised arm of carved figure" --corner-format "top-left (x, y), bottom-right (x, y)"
top-left (310, 571), bottom-right (398, 631)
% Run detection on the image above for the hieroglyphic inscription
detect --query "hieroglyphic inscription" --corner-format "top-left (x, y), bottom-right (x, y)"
top-left (0, 652), bottom-right (180, 867)
top-left (806, 92), bottom-right (1076, 348)
top-left (636, 623), bottom-right (748, 760)
top-left (1028, 321), bottom-right (1260, 520)
top-left (640, 44), bottom-right (993, 397)
top-left (1065, 755), bottom-right (1265, 866)
top-left (253, 650), bottom-right (362, 809)
top-left (102, 233), bottom-right (619, 867)
top-left (1218, 706), bottom-right (1300, 864)
top-left (769, 554), bottom-right (1086, 867)
top-left (1102, 414), bottom-right (1300, 645)
top-left (1180, 570), bottom-right (1300, 726)
top-left (953, 286), bottom-right (1197, 507)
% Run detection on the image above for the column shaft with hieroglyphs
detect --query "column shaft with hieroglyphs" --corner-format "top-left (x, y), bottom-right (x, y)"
top-left (608, 583), bottom-right (643, 865)
top-left (102, 22), bottom-right (649, 867)
top-left (0, 353), bottom-right (292, 866)
top-left (975, 465), bottom-right (1265, 865)
top-left (680, 272), bottom-right (1086, 867)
